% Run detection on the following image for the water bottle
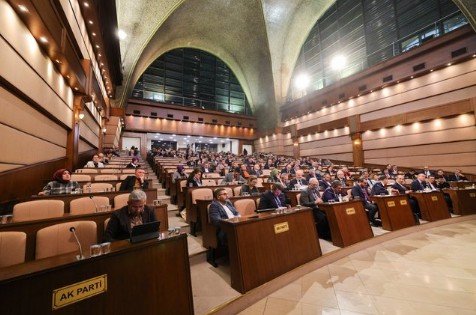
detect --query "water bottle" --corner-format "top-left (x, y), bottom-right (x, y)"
top-left (338, 194), bottom-right (343, 202)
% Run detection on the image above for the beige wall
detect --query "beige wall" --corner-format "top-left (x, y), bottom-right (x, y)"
top-left (255, 57), bottom-right (476, 173)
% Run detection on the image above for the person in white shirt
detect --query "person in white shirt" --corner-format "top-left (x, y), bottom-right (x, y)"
top-left (84, 154), bottom-right (105, 168)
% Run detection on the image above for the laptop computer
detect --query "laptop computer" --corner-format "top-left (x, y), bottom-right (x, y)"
top-left (130, 221), bottom-right (161, 243)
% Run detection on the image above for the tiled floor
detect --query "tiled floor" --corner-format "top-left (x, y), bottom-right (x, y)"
top-left (183, 214), bottom-right (476, 315)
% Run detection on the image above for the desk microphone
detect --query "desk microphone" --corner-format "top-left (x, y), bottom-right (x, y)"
top-left (69, 227), bottom-right (84, 260)
top-left (89, 195), bottom-right (99, 212)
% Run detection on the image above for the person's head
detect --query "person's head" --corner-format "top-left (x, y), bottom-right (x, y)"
top-left (396, 174), bottom-right (405, 184)
top-left (428, 175), bottom-right (435, 183)
top-left (127, 189), bottom-right (147, 216)
top-left (379, 175), bottom-right (388, 184)
top-left (336, 170), bottom-right (345, 179)
top-left (331, 180), bottom-right (342, 192)
top-left (92, 155), bottom-right (100, 163)
top-left (295, 170), bottom-right (304, 179)
top-left (417, 173), bottom-right (426, 181)
top-left (53, 169), bottom-right (71, 183)
top-left (455, 169), bottom-right (462, 175)
top-left (436, 169), bottom-right (444, 176)
top-left (280, 173), bottom-right (289, 181)
top-left (270, 168), bottom-right (279, 177)
top-left (372, 173), bottom-right (379, 180)
top-left (357, 177), bottom-right (367, 187)
top-left (323, 174), bottom-right (331, 181)
top-left (177, 165), bottom-right (184, 173)
top-left (435, 175), bottom-right (446, 184)
top-left (271, 183), bottom-right (284, 196)
top-left (308, 178), bottom-right (319, 189)
top-left (247, 175), bottom-right (258, 187)
top-left (98, 153), bottom-right (105, 161)
top-left (131, 157), bottom-right (139, 163)
top-left (214, 187), bottom-right (228, 202)
top-left (134, 168), bottom-right (145, 178)
top-left (193, 168), bottom-right (202, 179)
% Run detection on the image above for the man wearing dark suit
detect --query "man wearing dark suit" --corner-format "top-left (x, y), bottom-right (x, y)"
top-left (200, 162), bottom-right (215, 174)
top-left (421, 166), bottom-right (434, 178)
top-left (322, 180), bottom-right (350, 202)
top-left (319, 173), bottom-right (332, 190)
top-left (119, 168), bottom-right (149, 191)
top-left (300, 178), bottom-right (331, 240)
top-left (209, 187), bottom-right (239, 244)
top-left (306, 169), bottom-right (321, 182)
top-left (335, 170), bottom-right (349, 187)
top-left (447, 169), bottom-right (468, 182)
top-left (370, 176), bottom-right (389, 196)
top-left (352, 177), bottom-right (380, 226)
top-left (289, 170), bottom-right (308, 189)
top-left (258, 183), bottom-right (288, 209)
top-left (411, 173), bottom-right (428, 192)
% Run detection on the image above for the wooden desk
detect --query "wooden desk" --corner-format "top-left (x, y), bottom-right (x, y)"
top-left (409, 191), bottom-right (451, 221)
top-left (0, 204), bottom-right (168, 261)
top-left (444, 188), bottom-right (476, 215)
top-left (0, 234), bottom-right (194, 315)
top-left (220, 208), bottom-right (321, 293)
top-left (370, 195), bottom-right (415, 231)
top-left (449, 181), bottom-right (476, 188)
top-left (319, 200), bottom-right (374, 247)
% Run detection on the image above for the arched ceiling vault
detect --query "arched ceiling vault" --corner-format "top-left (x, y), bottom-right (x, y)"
top-left (115, 0), bottom-right (476, 131)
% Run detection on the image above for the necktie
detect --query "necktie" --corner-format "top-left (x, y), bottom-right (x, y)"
top-left (275, 196), bottom-right (281, 207)
top-left (362, 187), bottom-right (369, 202)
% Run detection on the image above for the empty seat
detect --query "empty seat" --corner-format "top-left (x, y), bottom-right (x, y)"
top-left (76, 169), bottom-right (98, 174)
top-left (202, 173), bottom-right (221, 178)
top-left (223, 187), bottom-right (233, 197)
top-left (191, 188), bottom-right (213, 204)
top-left (13, 200), bottom-right (64, 222)
top-left (70, 196), bottom-right (110, 215)
top-left (0, 232), bottom-right (26, 267)
top-left (233, 199), bottom-right (256, 216)
top-left (233, 186), bottom-right (242, 196)
top-left (70, 174), bottom-right (92, 182)
top-left (94, 174), bottom-right (118, 181)
top-left (114, 193), bottom-right (130, 210)
top-left (120, 174), bottom-right (130, 180)
top-left (202, 179), bottom-right (217, 186)
top-left (35, 221), bottom-right (97, 259)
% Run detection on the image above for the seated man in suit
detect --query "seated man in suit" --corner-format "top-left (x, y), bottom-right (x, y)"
top-left (103, 189), bottom-right (157, 242)
top-left (447, 169), bottom-right (468, 182)
top-left (370, 175), bottom-right (390, 196)
top-left (223, 167), bottom-right (246, 184)
top-left (289, 170), bottom-right (308, 190)
top-left (319, 173), bottom-right (332, 190)
top-left (335, 170), bottom-right (349, 187)
top-left (200, 162), bottom-right (215, 174)
top-left (411, 173), bottom-right (428, 192)
top-left (352, 177), bottom-right (380, 227)
top-left (306, 168), bottom-right (321, 182)
top-left (258, 183), bottom-right (289, 209)
top-left (120, 168), bottom-right (149, 191)
top-left (209, 187), bottom-right (240, 247)
top-left (322, 180), bottom-right (351, 202)
top-left (125, 157), bottom-right (140, 168)
top-left (300, 178), bottom-right (331, 240)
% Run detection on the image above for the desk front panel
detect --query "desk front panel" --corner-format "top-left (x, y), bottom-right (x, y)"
top-left (0, 235), bottom-right (194, 315)
top-left (320, 200), bottom-right (374, 247)
top-left (221, 208), bottom-right (321, 293)
top-left (370, 195), bottom-right (415, 231)
top-left (445, 188), bottom-right (476, 215)
top-left (410, 192), bottom-right (451, 221)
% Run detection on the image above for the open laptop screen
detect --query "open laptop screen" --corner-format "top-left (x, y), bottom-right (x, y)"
top-left (130, 221), bottom-right (160, 243)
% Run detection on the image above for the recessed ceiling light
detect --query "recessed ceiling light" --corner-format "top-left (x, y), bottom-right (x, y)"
top-left (447, 63), bottom-right (452, 66)
top-left (84, 2), bottom-right (89, 7)
top-left (95, 45), bottom-right (99, 49)
top-left (39, 37), bottom-right (48, 43)
top-left (118, 30), bottom-right (127, 40)
top-left (88, 20), bottom-right (93, 25)
top-left (18, 5), bottom-right (28, 12)
top-left (92, 32), bottom-right (96, 36)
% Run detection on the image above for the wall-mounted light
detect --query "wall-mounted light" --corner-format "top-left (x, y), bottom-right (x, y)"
top-left (102, 128), bottom-right (107, 134)
top-left (79, 112), bottom-right (85, 120)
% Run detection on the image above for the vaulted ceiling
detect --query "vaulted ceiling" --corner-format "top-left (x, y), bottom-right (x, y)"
top-left (114, 0), bottom-right (476, 131)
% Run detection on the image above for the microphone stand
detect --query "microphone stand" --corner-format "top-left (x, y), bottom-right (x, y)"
top-left (69, 227), bottom-right (84, 260)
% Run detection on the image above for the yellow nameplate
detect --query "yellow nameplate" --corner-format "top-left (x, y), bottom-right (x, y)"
top-left (52, 274), bottom-right (107, 310)
top-left (470, 193), bottom-right (476, 198)
top-left (387, 201), bottom-right (396, 207)
top-left (274, 222), bottom-right (289, 234)
top-left (346, 208), bottom-right (356, 215)
top-left (431, 196), bottom-right (438, 201)
top-left (400, 200), bottom-right (408, 205)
